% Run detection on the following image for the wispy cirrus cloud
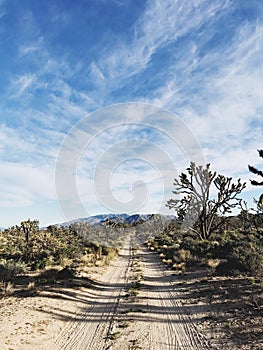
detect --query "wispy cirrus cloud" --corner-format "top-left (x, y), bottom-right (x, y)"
top-left (0, 162), bottom-right (55, 207)
top-left (18, 36), bottom-right (44, 57)
top-left (88, 62), bottom-right (105, 85)
top-left (100, 0), bottom-right (231, 80)
top-left (135, 17), bottom-right (263, 183)
top-left (9, 73), bottom-right (36, 97)
top-left (1, 0), bottom-right (263, 226)
top-left (0, 0), bottom-right (6, 19)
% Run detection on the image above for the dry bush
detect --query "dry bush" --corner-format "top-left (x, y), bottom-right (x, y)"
top-left (27, 281), bottom-right (36, 291)
top-left (0, 281), bottom-right (14, 296)
top-left (0, 261), bottom-right (24, 282)
top-left (172, 262), bottom-right (186, 272)
top-left (178, 249), bottom-right (191, 262)
top-left (80, 254), bottom-right (95, 266)
top-left (207, 259), bottom-right (220, 269)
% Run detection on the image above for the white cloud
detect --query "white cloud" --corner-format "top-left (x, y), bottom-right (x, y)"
top-left (18, 36), bottom-right (44, 57)
top-left (89, 61), bottom-right (105, 85)
top-left (147, 21), bottom-right (263, 181)
top-left (1, 0), bottom-right (262, 221)
top-left (9, 74), bottom-right (36, 97)
top-left (0, 125), bottom-right (55, 166)
top-left (0, 125), bottom-right (32, 155)
top-left (101, 0), bottom-right (230, 80)
top-left (0, 162), bottom-right (55, 208)
top-left (0, 185), bottom-right (32, 207)
top-left (0, 0), bottom-right (6, 18)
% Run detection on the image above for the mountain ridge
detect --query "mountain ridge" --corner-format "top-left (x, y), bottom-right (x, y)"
top-left (56, 213), bottom-right (176, 227)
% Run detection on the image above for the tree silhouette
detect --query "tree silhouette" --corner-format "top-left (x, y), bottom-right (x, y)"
top-left (248, 149), bottom-right (263, 186)
top-left (166, 162), bottom-right (246, 240)
top-left (20, 218), bottom-right (39, 246)
top-left (248, 149), bottom-right (263, 207)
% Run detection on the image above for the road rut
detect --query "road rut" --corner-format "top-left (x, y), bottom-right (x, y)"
top-left (51, 236), bottom-right (211, 350)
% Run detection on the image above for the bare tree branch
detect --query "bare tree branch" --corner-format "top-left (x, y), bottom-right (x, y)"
top-left (166, 163), bottom-right (246, 240)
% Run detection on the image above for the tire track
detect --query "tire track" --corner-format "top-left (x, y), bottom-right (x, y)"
top-left (139, 244), bottom-right (211, 350)
top-left (51, 236), bottom-right (212, 350)
top-left (53, 238), bottom-right (132, 350)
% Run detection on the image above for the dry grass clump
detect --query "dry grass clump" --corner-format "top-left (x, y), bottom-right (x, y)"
top-left (0, 260), bottom-right (24, 282)
top-left (0, 281), bottom-right (14, 296)
top-left (207, 259), bottom-right (220, 272)
top-left (27, 281), bottom-right (36, 291)
top-left (178, 249), bottom-right (191, 262)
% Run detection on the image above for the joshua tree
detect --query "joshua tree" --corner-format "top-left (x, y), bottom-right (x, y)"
top-left (248, 149), bottom-right (263, 208)
top-left (248, 150), bottom-right (263, 186)
top-left (166, 162), bottom-right (246, 240)
top-left (20, 218), bottom-right (39, 246)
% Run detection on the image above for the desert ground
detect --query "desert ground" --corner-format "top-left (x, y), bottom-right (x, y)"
top-left (0, 236), bottom-right (262, 350)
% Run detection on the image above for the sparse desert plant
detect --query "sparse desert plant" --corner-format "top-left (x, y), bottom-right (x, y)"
top-left (27, 281), bottom-right (36, 291)
top-left (178, 249), bottom-right (191, 262)
top-left (247, 276), bottom-right (255, 285)
top-left (172, 262), bottom-right (186, 272)
top-left (0, 260), bottom-right (24, 282)
top-left (118, 322), bottom-right (129, 329)
top-left (80, 254), bottom-right (94, 266)
top-left (163, 258), bottom-right (173, 267)
top-left (1, 281), bottom-right (14, 296)
top-left (207, 259), bottom-right (220, 273)
top-left (59, 257), bottom-right (73, 268)
top-left (37, 268), bottom-right (59, 284)
top-left (101, 246), bottom-right (119, 260)
top-left (57, 266), bottom-right (76, 280)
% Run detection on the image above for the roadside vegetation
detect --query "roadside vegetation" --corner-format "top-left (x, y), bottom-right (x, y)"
top-left (146, 156), bottom-right (262, 277)
top-left (0, 220), bottom-right (129, 297)
top-left (144, 151), bottom-right (263, 349)
top-left (0, 150), bottom-right (262, 349)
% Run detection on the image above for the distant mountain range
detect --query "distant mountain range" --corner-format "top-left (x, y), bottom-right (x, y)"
top-left (57, 213), bottom-right (176, 227)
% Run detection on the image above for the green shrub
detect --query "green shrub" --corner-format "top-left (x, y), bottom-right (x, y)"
top-left (149, 226), bottom-right (263, 277)
top-left (37, 266), bottom-right (76, 284)
top-left (0, 261), bottom-right (24, 282)
top-left (57, 266), bottom-right (76, 280)
top-left (231, 244), bottom-right (262, 275)
top-left (32, 257), bottom-right (52, 270)
top-left (215, 231), bottom-right (263, 276)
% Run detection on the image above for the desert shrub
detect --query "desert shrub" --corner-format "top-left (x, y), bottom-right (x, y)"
top-left (0, 229), bottom-right (26, 260)
top-left (0, 219), bottom-right (129, 273)
top-left (37, 266), bottom-right (76, 283)
top-left (101, 246), bottom-right (119, 259)
top-left (178, 249), bottom-right (191, 262)
top-left (32, 257), bottom-right (53, 270)
top-left (57, 266), bottom-right (76, 280)
top-left (215, 260), bottom-right (240, 276)
top-left (37, 268), bottom-right (59, 283)
top-left (155, 233), bottom-right (174, 247)
top-left (0, 281), bottom-right (14, 296)
top-left (149, 224), bottom-right (263, 277)
top-left (0, 260), bottom-right (24, 282)
top-left (164, 244), bottom-right (180, 260)
top-left (84, 242), bottom-right (103, 258)
top-left (213, 231), bottom-right (263, 276)
top-left (219, 243), bottom-right (263, 276)
top-left (0, 223), bottom-right (88, 267)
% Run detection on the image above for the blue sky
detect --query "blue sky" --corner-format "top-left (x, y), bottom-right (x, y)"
top-left (0, 0), bottom-right (263, 227)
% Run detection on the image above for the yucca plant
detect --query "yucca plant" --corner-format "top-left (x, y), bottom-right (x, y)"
top-left (248, 149), bottom-right (263, 186)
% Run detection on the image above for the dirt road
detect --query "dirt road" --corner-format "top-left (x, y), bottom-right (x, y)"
top-left (52, 236), bottom-right (211, 350)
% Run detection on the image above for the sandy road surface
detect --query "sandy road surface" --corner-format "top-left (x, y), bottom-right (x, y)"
top-left (51, 236), bottom-right (211, 350)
